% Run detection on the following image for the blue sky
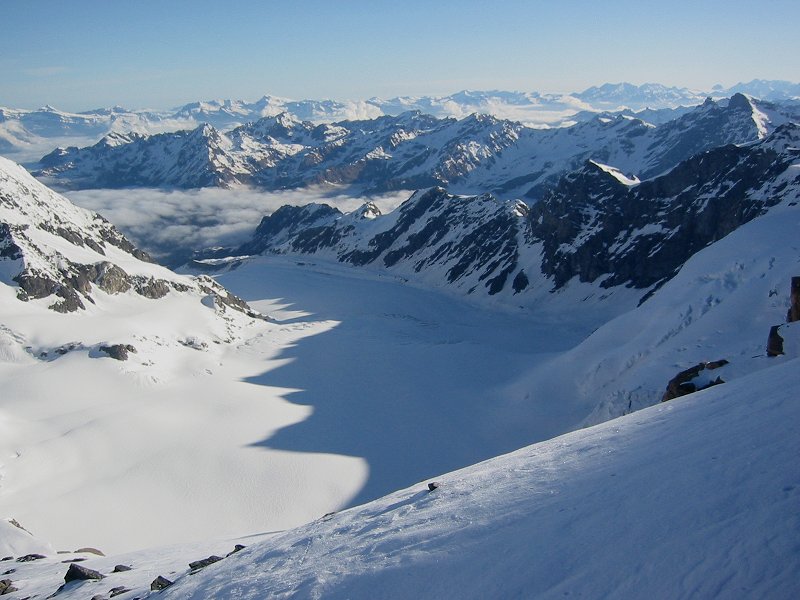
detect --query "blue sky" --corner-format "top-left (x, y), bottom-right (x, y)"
top-left (2, 0), bottom-right (799, 111)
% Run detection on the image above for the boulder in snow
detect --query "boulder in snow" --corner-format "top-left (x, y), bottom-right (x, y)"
top-left (98, 344), bottom-right (137, 361)
top-left (151, 575), bottom-right (174, 590)
top-left (64, 563), bottom-right (105, 583)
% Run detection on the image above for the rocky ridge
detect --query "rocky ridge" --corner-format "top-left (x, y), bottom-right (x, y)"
top-left (207, 124), bottom-right (800, 306)
top-left (0, 156), bottom-right (260, 320)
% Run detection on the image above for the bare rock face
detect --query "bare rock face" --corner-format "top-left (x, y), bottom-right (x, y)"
top-left (788, 276), bottom-right (800, 323)
top-left (16, 553), bottom-right (46, 562)
top-left (531, 124), bottom-right (800, 293)
top-left (89, 262), bottom-right (132, 294)
top-left (134, 277), bottom-right (171, 299)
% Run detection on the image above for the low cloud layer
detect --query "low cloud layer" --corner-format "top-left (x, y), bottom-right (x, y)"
top-left (65, 187), bottom-right (410, 266)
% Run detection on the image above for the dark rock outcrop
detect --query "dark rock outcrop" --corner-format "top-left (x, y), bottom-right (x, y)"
top-left (0, 579), bottom-right (18, 595)
top-left (64, 563), bottom-right (105, 582)
top-left (226, 544), bottom-right (246, 557)
top-left (661, 360), bottom-right (728, 402)
top-left (16, 553), bottom-right (46, 562)
top-left (112, 564), bottom-right (132, 573)
top-left (189, 555), bottom-right (223, 572)
top-left (530, 123), bottom-right (800, 291)
top-left (788, 276), bottom-right (800, 323)
top-left (151, 575), bottom-right (174, 591)
top-left (232, 188), bottom-right (527, 297)
top-left (74, 547), bottom-right (105, 556)
top-left (767, 325), bottom-right (785, 357)
top-left (99, 344), bottom-right (137, 361)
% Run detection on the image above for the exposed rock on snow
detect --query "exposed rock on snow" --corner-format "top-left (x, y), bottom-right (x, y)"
top-left (63, 562), bottom-right (104, 582)
top-left (111, 564), bottom-right (131, 573)
top-left (0, 156), bottom-right (263, 324)
top-left (530, 122), bottom-right (800, 290)
top-left (16, 553), bottom-right (46, 562)
top-left (0, 579), bottom-right (17, 595)
top-left (661, 360), bottom-right (728, 402)
top-left (98, 344), bottom-right (137, 361)
top-left (188, 555), bottom-right (222, 572)
top-left (151, 575), bottom-right (173, 590)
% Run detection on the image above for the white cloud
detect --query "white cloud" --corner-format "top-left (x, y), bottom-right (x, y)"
top-left (65, 186), bottom-right (410, 266)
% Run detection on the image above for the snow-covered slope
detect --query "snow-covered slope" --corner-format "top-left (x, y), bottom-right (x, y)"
top-left (1, 113), bottom-right (798, 598)
top-left (7, 351), bottom-right (798, 599)
top-left (159, 356), bottom-right (800, 599)
top-left (1, 159), bottom-right (377, 554)
top-left (35, 94), bottom-right (791, 200)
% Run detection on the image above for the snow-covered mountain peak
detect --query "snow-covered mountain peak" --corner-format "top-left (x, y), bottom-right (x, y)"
top-left (587, 160), bottom-right (641, 186)
top-left (97, 130), bottom-right (142, 148)
top-left (356, 201), bottom-right (382, 219)
top-left (239, 112), bottom-right (310, 140)
top-left (190, 122), bottom-right (220, 139)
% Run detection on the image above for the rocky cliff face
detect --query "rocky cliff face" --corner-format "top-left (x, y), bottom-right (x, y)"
top-left (234, 187), bottom-right (530, 297)
top-left (529, 122), bottom-right (800, 292)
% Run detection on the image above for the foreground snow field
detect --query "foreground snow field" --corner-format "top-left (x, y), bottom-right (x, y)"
top-left (7, 354), bottom-right (799, 599)
top-left (161, 357), bottom-right (800, 600)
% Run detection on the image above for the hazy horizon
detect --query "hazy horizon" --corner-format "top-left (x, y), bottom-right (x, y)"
top-left (3, 0), bottom-right (799, 112)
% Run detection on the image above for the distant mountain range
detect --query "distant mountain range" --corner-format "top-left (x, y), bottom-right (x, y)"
top-left (33, 94), bottom-right (800, 201)
top-left (2, 80), bottom-right (799, 162)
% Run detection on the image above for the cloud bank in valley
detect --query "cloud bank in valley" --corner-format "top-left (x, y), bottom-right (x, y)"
top-left (65, 186), bottom-right (411, 266)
